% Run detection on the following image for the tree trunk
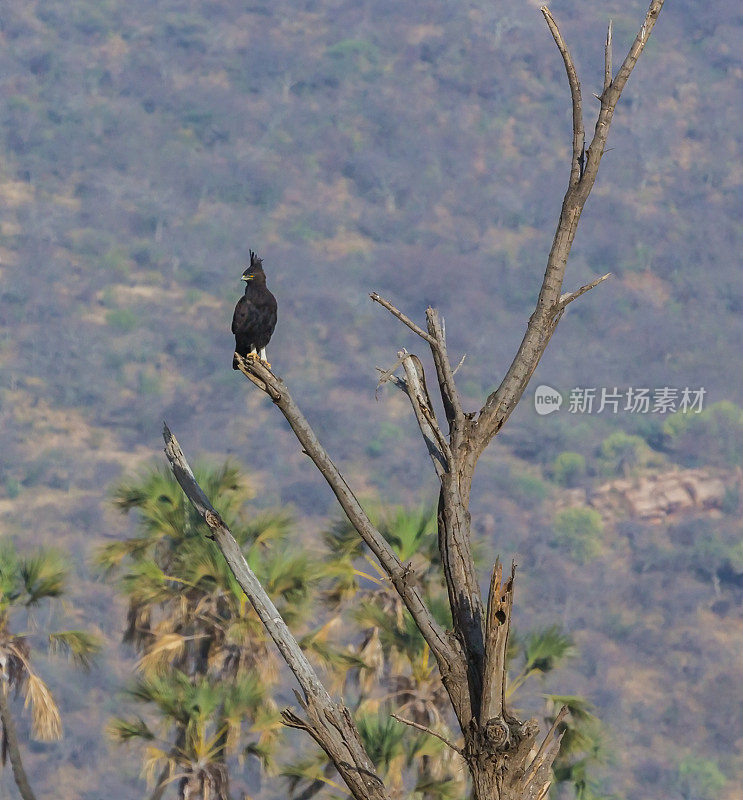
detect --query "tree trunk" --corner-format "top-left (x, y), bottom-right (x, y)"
top-left (437, 479), bottom-right (483, 718)
top-left (166, 4), bottom-right (668, 793)
top-left (0, 685), bottom-right (38, 800)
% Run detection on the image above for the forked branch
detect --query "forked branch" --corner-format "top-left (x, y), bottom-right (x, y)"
top-left (371, 294), bottom-right (465, 434)
top-left (475, 0), bottom-right (665, 454)
top-left (233, 354), bottom-right (473, 725)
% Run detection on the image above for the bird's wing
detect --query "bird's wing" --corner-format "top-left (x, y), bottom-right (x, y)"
top-left (266, 291), bottom-right (278, 335)
top-left (232, 296), bottom-right (255, 335)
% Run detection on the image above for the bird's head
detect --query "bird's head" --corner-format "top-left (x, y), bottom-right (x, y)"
top-left (241, 250), bottom-right (265, 282)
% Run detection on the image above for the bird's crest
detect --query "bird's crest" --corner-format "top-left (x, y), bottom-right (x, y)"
top-left (249, 250), bottom-right (264, 271)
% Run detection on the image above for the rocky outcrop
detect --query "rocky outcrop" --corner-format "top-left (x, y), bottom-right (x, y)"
top-left (559, 468), bottom-right (738, 523)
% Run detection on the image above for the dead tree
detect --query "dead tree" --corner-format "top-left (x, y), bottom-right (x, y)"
top-left (164, 4), bottom-right (666, 798)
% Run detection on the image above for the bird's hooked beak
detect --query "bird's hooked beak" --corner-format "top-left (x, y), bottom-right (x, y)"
top-left (241, 273), bottom-right (253, 282)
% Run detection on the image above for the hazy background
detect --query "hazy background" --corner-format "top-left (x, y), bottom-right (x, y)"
top-left (0, 0), bottom-right (742, 797)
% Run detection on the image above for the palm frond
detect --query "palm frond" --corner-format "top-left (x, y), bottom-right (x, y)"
top-left (107, 716), bottom-right (156, 743)
top-left (95, 537), bottom-right (155, 571)
top-left (136, 633), bottom-right (187, 675)
top-left (356, 711), bottom-right (406, 771)
top-left (23, 672), bottom-right (62, 741)
top-left (378, 505), bottom-right (438, 566)
top-left (48, 630), bottom-right (101, 669)
top-left (142, 744), bottom-right (175, 789)
top-left (522, 626), bottom-right (575, 675)
top-left (19, 550), bottom-right (67, 605)
top-left (0, 543), bottom-right (21, 609)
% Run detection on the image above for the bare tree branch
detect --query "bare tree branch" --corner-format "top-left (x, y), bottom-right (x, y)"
top-left (604, 19), bottom-right (613, 96)
top-left (369, 293), bottom-right (436, 346)
top-left (233, 355), bottom-right (473, 724)
top-left (584, 0), bottom-right (665, 190)
top-left (480, 560), bottom-right (515, 726)
top-left (390, 714), bottom-right (463, 755)
top-left (521, 706), bottom-right (569, 796)
top-left (474, 0), bottom-right (665, 454)
top-left (375, 355), bottom-right (407, 399)
top-left (425, 308), bottom-right (465, 432)
top-left (162, 424), bottom-right (390, 800)
top-left (399, 351), bottom-right (451, 476)
top-left (541, 6), bottom-right (585, 187)
top-left (557, 272), bottom-right (611, 310)
top-left (369, 295), bottom-right (466, 434)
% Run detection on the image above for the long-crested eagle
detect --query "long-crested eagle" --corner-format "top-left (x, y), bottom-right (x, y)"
top-left (232, 251), bottom-right (277, 369)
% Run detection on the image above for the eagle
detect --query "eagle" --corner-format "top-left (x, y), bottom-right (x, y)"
top-left (232, 251), bottom-right (277, 369)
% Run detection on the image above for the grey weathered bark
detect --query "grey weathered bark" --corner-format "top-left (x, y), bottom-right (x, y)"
top-left (167, 3), bottom-right (666, 798)
top-left (0, 685), bottom-right (38, 800)
top-left (163, 426), bottom-right (391, 800)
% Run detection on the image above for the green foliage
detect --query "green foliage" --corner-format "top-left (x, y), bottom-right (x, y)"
top-left (101, 246), bottom-right (132, 276)
top-left (508, 626), bottom-right (576, 699)
top-left (356, 712), bottom-right (406, 772)
top-left (0, 544), bottom-right (67, 611)
top-left (493, 467), bottom-right (551, 507)
top-left (675, 754), bottom-right (726, 800)
top-left (552, 507), bottom-right (604, 563)
top-left (597, 432), bottom-right (657, 477)
top-left (523, 626), bottom-right (576, 675)
top-left (366, 422), bottom-right (404, 459)
top-left (3, 476), bottom-right (20, 498)
top-left (664, 401), bottom-right (743, 467)
top-left (546, 695), bottom-right (615, 800)
top-left (551, 452), bottom-right (587, 487)
top-left (105, 461), bottom-right (323, 791)
top-left (48, 630), bottom-right (101, 669)
top-left (105, 307), bottom-right (138, 332)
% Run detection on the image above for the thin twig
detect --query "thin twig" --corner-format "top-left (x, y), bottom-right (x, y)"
top-left (557, 272), bottom-right (611, 310)
top-left (541, 7), bottom-right (585, 187)
top-left (375, 354), bottom-right (407, 399)
top-left (369, 293), bottom-right (437, 345)
top-left (452, 353), bottom-right (467, 375)
top-left (390, 714), bottom-right (462, 755)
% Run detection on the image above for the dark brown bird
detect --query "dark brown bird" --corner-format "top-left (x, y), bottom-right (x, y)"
top-left (231, 251), bottom-right (277, 369)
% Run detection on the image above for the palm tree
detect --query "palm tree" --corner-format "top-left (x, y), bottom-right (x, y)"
top-left (288, 506), bottom-right (604, 800)
top-left (0, 542), bottom-right (99, 800)
top-left (101, 461), bottom-right (326, 799)
top-left (543, 695), bottom-right (614, 800)
top-left (285, 505), bottom-right (466, 800)
top-left (109, 671), bottom-right (271, 800)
